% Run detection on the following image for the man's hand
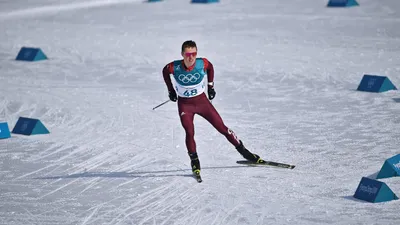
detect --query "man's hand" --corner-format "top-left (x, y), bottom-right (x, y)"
top-left (169, 91), bottom-right (177, 102)
top-left (208, 86), bottom-right (216, 100)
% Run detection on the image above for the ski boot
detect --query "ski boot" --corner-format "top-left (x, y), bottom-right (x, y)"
top-left (189, 152), bottom-right (202, 182)
top-left (235, 140), bottom-right (264, 163)
top-left (188, 152), bottom-right (201, 175)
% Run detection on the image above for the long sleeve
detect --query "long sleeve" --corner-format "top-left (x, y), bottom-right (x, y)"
top-left (162, 62), bottom-right (174, 92)
top-left (202, 58), bottom-right (214, 86)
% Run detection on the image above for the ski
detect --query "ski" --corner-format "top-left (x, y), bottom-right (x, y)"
top-left (193, 170), bottom-right (202, 183)
top-left (236, 160), bottom-right (295, 169)
top-left (195, 175), bottom-right (202, 183)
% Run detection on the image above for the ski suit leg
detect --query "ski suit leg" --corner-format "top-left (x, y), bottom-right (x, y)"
top-left (178, 100), bottom-right (196, 153)
top-left (198, 99), bottom-right (240, 147)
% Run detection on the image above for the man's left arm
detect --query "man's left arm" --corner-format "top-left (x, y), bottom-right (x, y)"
top-left (202, 58), bottom-right (214, 87)
top-left (202, 58), bottom-right (216, 100)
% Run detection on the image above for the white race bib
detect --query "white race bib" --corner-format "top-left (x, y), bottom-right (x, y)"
top-left (175, 76), bottom-right (206, 98)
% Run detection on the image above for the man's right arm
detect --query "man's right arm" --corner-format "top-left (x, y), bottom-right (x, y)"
top-left (162, 62), bottom-right (174, 92)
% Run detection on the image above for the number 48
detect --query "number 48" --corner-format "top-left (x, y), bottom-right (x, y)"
top-left (183, 89), bottom-right (197, 97)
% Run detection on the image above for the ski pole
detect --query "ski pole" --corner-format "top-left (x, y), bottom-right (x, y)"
top-left (152, 99), bottom-right (171, 110)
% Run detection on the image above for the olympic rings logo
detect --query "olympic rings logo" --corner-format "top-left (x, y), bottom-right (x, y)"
top-left (178, 73), bottom-right (201, 84)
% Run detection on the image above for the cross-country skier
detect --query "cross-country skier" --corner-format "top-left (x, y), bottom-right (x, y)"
top-left (162, 40), bottom-right (263, 177)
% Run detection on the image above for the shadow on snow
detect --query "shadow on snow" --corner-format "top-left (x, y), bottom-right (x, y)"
top-left (34, 165), bottom-right (249, 179)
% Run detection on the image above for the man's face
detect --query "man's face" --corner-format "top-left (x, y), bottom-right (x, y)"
top-left (182, 47), bottom-right (197, 67)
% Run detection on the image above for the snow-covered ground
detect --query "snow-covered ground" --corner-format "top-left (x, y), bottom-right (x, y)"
top-left (1, 0), bottom-right (399, 224)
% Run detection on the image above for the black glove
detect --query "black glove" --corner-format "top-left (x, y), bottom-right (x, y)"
top-left (208, 86), bottom-right (216, 100)
top-left (169, 91), bottom-right (177, 102)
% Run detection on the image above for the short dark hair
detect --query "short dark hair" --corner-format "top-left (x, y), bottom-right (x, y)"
top-left (181, 40), bottom-right (197, 52)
